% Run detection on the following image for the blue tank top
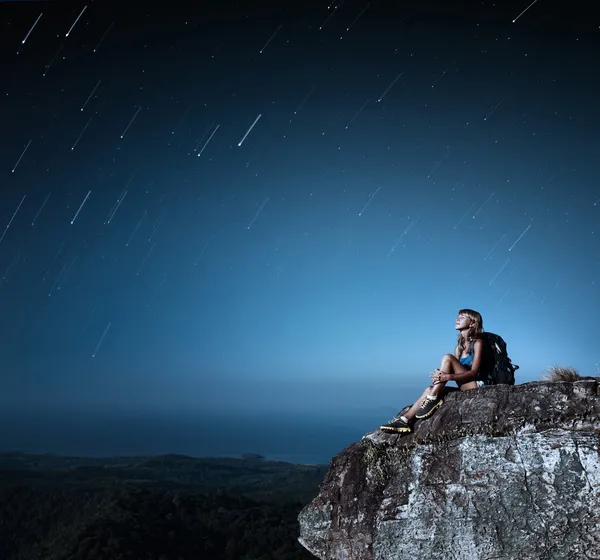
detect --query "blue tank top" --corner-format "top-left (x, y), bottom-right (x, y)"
top-left (459, 354), bottom-right (473, 368)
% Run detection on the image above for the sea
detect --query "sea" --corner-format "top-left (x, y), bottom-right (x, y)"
top-left (0, 407), bottom-right (397, 465)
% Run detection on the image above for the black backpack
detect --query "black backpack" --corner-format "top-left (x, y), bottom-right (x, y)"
top-left (471, 332), bottom-right (519, 385)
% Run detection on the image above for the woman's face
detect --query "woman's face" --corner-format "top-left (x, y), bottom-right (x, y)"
top-left (455, 313), bottom-right (473, 330)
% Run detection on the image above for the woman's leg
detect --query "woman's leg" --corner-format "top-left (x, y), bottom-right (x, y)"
top-left (404, 385), bottom-right (436, 420)
top-left (429, 354), bottom-right (473, 397)
top-left (402, 354), bottom-right (475, 421)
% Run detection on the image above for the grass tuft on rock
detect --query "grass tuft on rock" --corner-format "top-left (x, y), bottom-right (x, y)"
top-left (541, 365), bottom-right (581, 382)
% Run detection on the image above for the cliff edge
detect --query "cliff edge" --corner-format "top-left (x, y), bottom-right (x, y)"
top-left (298, 380), bottom-right (600, 560)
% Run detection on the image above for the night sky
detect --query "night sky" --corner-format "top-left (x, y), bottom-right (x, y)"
top-left (1, 0), bottom-right (599, 459)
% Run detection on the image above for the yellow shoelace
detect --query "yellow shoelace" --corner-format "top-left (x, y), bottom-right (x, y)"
top-left (421, 397), bottom-right (436, 408)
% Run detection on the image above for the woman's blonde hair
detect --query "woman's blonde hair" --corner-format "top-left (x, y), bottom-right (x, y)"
top-left (456, 308), bottom-right (484, 352)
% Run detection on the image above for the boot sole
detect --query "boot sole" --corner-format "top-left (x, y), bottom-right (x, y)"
top-left (380, 425), bottom-right (412, 433)
top-left (415, 398), bottom-right (443, 419)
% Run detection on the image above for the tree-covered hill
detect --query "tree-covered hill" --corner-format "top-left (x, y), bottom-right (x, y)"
top-left (0, 452), bottom-right (327, 559)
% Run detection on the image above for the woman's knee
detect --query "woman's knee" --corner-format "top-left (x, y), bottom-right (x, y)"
top-left (440, 354), bottom-right (456, 370)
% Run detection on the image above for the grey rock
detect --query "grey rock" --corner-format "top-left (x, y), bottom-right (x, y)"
top-left (298, 380), bottom-right (600, 560)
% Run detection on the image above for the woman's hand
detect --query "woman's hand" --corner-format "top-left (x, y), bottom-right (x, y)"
top-left (430, 368), bottom-right (450, 384)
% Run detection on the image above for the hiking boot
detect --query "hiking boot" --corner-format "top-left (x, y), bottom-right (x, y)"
top-left (380, 417), bottom-right (412, 434)
top-left (415, 396), bottom-right (443, 419)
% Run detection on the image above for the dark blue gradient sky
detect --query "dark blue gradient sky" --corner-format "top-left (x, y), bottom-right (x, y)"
top-left (1, 0), bottom-right (598, 433)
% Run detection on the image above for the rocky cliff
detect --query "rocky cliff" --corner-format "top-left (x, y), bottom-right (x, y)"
top-left (298, 380), bottom-right (600, 560)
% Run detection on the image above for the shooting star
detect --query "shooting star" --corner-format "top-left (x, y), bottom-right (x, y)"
top-left (0, 195), bottom-right (26, 244)
top-left (483, 233), bottom-right (506, 261)
top-left (81, 79), bottom-right (101, 111)
top-left (94, 21), bottom-right (114, 53)
top-left (431, 61), bottom-right (456, 88)
top-left (541, 174), bottom-right (555, 190)
top-left (358, 186), bottom-right (381, 216)
top-left (453, 202), bottom-right (477, 230)
top-left (43, 44), bottom-right (63, 77)
top-left (499, 287), bottom-right (512, 304)
top-left (194, 235), bottom-right (214, 266)
top-left (319, 0), bottom-right (346, 30)
top-left (148, 273), bottom-right (169, 308)
top-left (341, 2), bottom-right (372, 39)
top-left (81, 297), bottom-right (100, 332)
top-left (21, 12), bottom-right (43, 45)
top-left (171, 104), bottom-right (192, 136)
top-left (92, 321), bottom-right (111, 358)
top-left (388, 220), bottom-right (417, 256)
top-left (197, 123), bottom-right (220, 157)
top-left (238, 113), bottom-right (262, 147)
top-left (31, 191), bottom-right (51, 226)
top-left (2, 247), bottom-right (23, 283)
top-left (192, 119), bottom-right (216, 150)
top-left (293, 86), bottom-right (315, 115)
top-left (473, 192), bottom-right (495, 218)
top-left (508, 222), bottom-right (533, 251)
top-left (12, 140), bottom-right (31, 173)
top-left (121, 106), bottom-right (142, 139)
top-left (42, 241), bottom-right (65, 283)
top-left (489, 257), bottom-right (510, 286)
top-left (513, 0), bottom-right (540, 23)
top-left (260, 23), bottom-right (283, 53)
top-left (427, 154), bottom-right (447, 179)
top-left (48, 262), bottom-right (68, 297)
top-left (126, 209), bottom-right (147, 247)
top-left (105, 189), bottom-right (128, 225)
top-left (106, 172), bottom-right (136, 224)
top-left (137, 243), bottom-right (156, 275)
top-left (484, 97), bottom-right (506, 121)
top-left (65, 5), bottom-right (87, 38)
top-left (247, 196), bottom-right (270, 230)
top-left (71, 190), bottom-right (91, 224)
top-left (345, 99), bottom-right (369, 129)
top-left (377, 73), bottom-right (402, 103)
top-left (72, 116), bottom-right (93, 150)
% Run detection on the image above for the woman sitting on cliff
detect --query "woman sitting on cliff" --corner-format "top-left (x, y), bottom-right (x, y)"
top-left (380, 308), bottom-right (492, 434)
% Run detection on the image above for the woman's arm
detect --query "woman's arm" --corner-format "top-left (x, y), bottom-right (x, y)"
top-left (468, 339), bottom-right (484, 378)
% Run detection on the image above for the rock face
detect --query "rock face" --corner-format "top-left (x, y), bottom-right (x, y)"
top-left (298, 380), bottom-right (600, 560)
